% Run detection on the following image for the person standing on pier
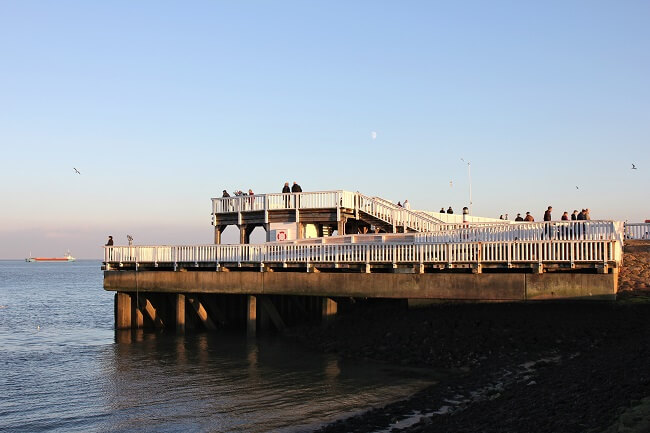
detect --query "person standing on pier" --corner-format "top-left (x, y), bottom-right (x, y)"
top-left (291, 182), bottom-right (302, 208)
top-left (544, 206), bottom-right (552, 221)
top-left (105, 236), bottom-right (113, 246)
top-left (515, 213), bottom-right (524, 221)
top-left (222, 190), bottom-right (230, 198)
top-left (524, 212), bottom-right (534, 222)
top-left (403, 200), bottom-right (411, 210)
top-left (571, 210), bottom-right (578, 220)
top-left (282, 182), bottom-right (291, 207)
top-left (561, 212), bottom-right (569, 220)
top-left (447, 207), bottom-right (453, 214)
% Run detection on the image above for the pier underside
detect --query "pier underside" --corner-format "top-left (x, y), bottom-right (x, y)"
top-left (106, 268), bottom-right (618, 332)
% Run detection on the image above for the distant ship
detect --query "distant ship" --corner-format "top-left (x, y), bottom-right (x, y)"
top-left (25, 251), bottom-right (76, 262)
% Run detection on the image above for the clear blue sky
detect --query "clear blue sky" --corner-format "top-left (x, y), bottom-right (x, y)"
top-left (1, 1), bottom-right (648, 259)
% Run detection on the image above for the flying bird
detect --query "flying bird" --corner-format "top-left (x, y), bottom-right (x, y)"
top-left (576, 186), bottom-right (579, 190)
top-left (631, 164), bottom-right (637, 170)
top-left (73, 168), bottom-right (81, 175)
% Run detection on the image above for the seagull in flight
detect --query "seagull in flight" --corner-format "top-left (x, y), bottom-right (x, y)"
top-left (73, 167), bottom-right (81, 175)
top-left (631, 163), bottom-right (637, 170)
top-left (576, 186), bottom-right (579, 190)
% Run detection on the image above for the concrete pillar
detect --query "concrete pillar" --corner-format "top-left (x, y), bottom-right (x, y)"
top-left (187, 295), bottom-right (217, 331)
top-left (131, 294), bottom-right (144, 329)
top-left (297, 222), bottom-right (305, 239)
top-left (115, 292), bottom-right (132, 329)
top-left (240, 225), bottom-right (247, 244)
top-left (214, 225), bottom-right (225, 244)
top-left (337, 218), bottom-right (346, 236)
top-left (258, 296), bottom-right (286, 331)
top-left (321, 297), bottom-right (337, 323)
top-left (247, 295), bottom-right (257, 336)
top-left (176, 294), bottom-right (185, 332)
top-left (264, 223), bottom-right (271, 242)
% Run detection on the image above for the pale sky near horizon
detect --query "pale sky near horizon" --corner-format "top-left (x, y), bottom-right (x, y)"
top-left (1, 1), bottom-right (649, 259)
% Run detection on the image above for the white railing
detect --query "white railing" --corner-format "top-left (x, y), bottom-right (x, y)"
top-left (413, 221), bottom-right (621, 243)
top-left (212, 190), bottom-right (450, 233)
top-left (212, 191), bottom-right (355, 214)
top-left (105, 239), bottom-right (619, 267)
top-left (356, 193), bottom-right (445, 232)
top-left (422, 211), bottom-right (505, 225)
top-left (625, 223), bottom-right (650, 240)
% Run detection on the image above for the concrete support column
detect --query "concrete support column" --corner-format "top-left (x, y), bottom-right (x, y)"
top-left (239, 224), bottom-right (256, 244)
top-left (115, 292), bottom-right (132, 329)
top-left (321, 297), bottom-right (337, 323)
top-left (247, 295), bottom-right (257, 337)
top-left (214, 225), bottom-right (225, 245)
top-left (264, 223), bottom-right (271, 242)
top-left (337, 218), bottom-right (346, 236)
top-left (131, 294), bottom-right (144, 329)
top-left (176, 294), bottom-right (185, 332)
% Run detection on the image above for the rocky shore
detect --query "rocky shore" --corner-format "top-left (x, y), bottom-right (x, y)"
top-left (289, 241), bottom-right (650, 433)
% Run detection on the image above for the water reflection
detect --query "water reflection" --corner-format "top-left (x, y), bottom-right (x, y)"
top-left (102, 331), bottom-right (436, 433)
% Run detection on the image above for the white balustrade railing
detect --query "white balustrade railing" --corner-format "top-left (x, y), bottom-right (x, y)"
top-left (105, 238), bottom-right (619, 267)
top-left (212, 190), bottom-right (448, 233)
top-left (356, 193), bottom-right (444, 232)
top-left (625, 223), bottom-right (650, 240)
top-left (212, 191), bottom-right (355, 214)
top-left (413, 221), bottom-right (621, 243)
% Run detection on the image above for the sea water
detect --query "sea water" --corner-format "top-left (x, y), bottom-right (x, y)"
top-left (0, 261), bottom-right (433, 432)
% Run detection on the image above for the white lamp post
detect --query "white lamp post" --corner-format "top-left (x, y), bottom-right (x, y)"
top-left (460, 158), bottom-right (472, 214)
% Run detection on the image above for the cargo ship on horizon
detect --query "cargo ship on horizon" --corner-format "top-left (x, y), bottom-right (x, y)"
top-left (25, 251), bottom-right (76, 262)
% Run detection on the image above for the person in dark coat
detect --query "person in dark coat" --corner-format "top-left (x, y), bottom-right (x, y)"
top-left (447, 207), bottom-right (453, 214)
top-left (561, 212), bottom-right (569, 220)
top-left (291, 182), bottom-right (302, 193)
top-left (105, 236), bottom-right (114, 246)
top-left (543, 206), bottom-right (552, 221)
top-left (440, 207), bottom-right (445, 213)
top-left (577, 209), bottom-right (586, 220)
top-left (222, 190), bottom-right (230, 197)
top-left (571, 210), bottom-right (578, 220)
top-left (515, 213), bottom-right (524, 221)
top-left (282, 182), bottom-right (290, 193)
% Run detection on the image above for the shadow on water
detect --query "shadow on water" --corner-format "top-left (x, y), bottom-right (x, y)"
top-left (104, 329), bottom-right (438, 433)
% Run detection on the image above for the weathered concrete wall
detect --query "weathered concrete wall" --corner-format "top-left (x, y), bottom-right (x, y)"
top-left (104, 270), bottom-right (617, 301)
top-left (525, 272), bottom-right (618, 300)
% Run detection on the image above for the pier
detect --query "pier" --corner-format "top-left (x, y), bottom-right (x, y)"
top-left (103, 190), bottom-right (642, 334)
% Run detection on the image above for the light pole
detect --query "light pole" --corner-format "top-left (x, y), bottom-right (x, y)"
top-left (460, 158), bottom-right (472, 214)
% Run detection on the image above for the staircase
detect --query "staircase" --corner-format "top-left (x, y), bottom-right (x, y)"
top-left (355, 193), bottom-right (445, 233)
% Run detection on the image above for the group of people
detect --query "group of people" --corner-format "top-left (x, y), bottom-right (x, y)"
top-left (513, 206), bottom-right (592, 222)
top-left (440, 207), bottom-right (454, 214)
top-left (281, 182), bottom-right (302, 193)
top-left (222, 189), bottom-right (254, 198)
top-left (221, 182), bottom-right (303, 198)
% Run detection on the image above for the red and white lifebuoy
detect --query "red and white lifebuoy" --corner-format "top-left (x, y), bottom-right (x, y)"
top-left (277, 231), bottom-right (287, 241)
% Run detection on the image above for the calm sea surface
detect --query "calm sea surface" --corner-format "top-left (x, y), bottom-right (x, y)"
top-left (0, 261), bottom-right (433, 432)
